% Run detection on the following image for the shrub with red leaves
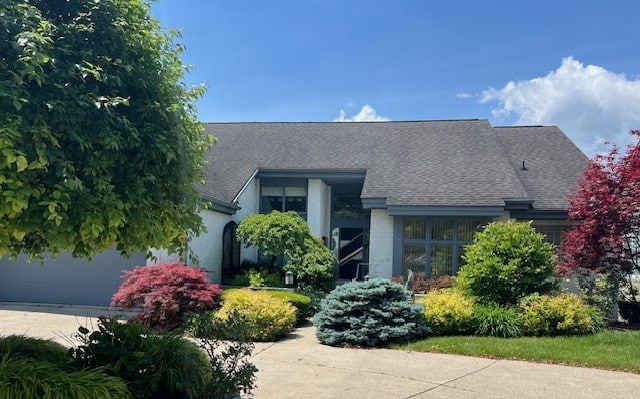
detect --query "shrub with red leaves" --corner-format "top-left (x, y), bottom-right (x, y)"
top-left (111, 262), bottom-right (222, 330)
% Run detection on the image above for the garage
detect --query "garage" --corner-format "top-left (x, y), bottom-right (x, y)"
top-left (0, 250), bottom-right (146, 306)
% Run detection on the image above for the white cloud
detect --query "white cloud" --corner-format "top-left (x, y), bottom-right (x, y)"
top-left (456, 92), bottom-right (473, 99)
top-left (334, 104), bottom-right (390, 122)
top-left (480, 57), bottom-right (640, 155)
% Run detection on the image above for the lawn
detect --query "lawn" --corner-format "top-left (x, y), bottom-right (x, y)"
top-left (393, 329), bottom-right (640, 373)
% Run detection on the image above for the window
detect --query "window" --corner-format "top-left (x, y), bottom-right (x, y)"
top-left (531, 222), bottom-right (571, 247)
top-left (260, 186), bottom-right (307, 218)
top-left (332, 193), bottom-right (368, 219)
top-left (402, 217), bottom-right (490, 277)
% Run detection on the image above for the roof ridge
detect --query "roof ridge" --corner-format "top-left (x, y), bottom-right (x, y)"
top-left (202, 119), bottom-right (485, 125)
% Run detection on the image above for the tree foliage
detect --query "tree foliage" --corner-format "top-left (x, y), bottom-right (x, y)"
top-left (0, 0), bottom-right (211, 260)
top-left (236, 211), bottom-right (337, 291)
top-left (560, 131), bottom-right (640, 302)
top-left (457, 221), bottom-right (557, 305)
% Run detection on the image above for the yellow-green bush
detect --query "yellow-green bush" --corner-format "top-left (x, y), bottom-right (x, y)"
top-left (218, 289), bottom-right (296, 341)
top-left (416, 289), bottom-right (475, 335)
top-left (519, 293), bottom-right (604, 336)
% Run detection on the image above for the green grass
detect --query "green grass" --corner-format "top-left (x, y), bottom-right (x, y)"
top-left (393, 329), bottom-right (640, 373)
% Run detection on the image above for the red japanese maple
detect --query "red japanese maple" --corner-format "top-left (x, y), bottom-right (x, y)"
top-left (560, 131), bottom-right (640, 300)
top-left (111, 261), bottom-right (222, 330)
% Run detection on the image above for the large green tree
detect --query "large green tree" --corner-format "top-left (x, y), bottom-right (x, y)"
top-left (0, 0), bottom-right (211, 260)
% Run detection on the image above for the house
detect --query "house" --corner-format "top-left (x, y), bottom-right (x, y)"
top-left (0, 119), bottom-right (587, 305)
top-left (153, 119), bottom-right (588, 283)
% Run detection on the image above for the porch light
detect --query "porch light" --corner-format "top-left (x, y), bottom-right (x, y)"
top-left (285, 271), bottom-right (294, 286)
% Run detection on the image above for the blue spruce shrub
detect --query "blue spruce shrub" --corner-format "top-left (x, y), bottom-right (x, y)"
top-left (314, 278), bottom-right (429, 347)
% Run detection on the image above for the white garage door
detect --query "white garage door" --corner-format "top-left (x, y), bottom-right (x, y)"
top-left (0, 250), bottom-right (146, 306)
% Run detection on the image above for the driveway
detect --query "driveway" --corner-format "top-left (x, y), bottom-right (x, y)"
top-left (1, 302), bottom-right (640, 398)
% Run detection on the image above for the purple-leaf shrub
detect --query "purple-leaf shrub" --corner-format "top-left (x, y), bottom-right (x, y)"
top-left (111, 262), bottom-right (222, 330)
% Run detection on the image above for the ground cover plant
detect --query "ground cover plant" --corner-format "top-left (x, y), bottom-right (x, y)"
top-left (314, 278), bottom-right (429, 347)
top-left (0, 335), bottom-right (130, 399)
top-left (111, 262), bottom-right (222, 330)
top-left (393, 329), bottom-right (640, 373)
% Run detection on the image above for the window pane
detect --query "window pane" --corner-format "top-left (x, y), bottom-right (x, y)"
top-left (285, 196), bottom-right (307, 212)
top-left (430, 246), bottom-right (452, 277)
top-left (403, 244), bottom-right (425, 274)
top-left (333, 193), bottom-right (366, 219)
top-left (261, 196), bottom-right (283, 213)
top-left (432, 219), bottom-right (454, 240)
top-left (262, 187), bottom-right (282, 196)
top-left (404, 218), bottom-right (426, 239)
top-left (285, 187), bottom-right (306, 197)
top-left (458, 218), bottom-right (488, 241)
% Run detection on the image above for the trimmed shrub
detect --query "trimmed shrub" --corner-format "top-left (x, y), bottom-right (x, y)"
top-left (472, 304), bottom-right (523, 338)
top-left (236, 211), bottom-right (337, 292)
top-left (186, 311), bottom-right (257, 398)
top-left (426, 275), bottom-right (456, 292)
top-left (314, 278), bottom-right (429, 347)
top-left (0, 355), bottom-right (131, 399)
top-left (111, 261), bottom-right (222, 330)
top-left (519, 293), bottom-right (604, 336)
top-left (457, 221), bottom-right (558, 305)
top-left (71, 318), bottom-right (211, 399)
top-left (416, 289), bottom-right (475, 335)
top-left (217, 289), bottom-right (297, 341)
top-left (265, 290), bottom-right (313, 325)
top-left (0, 335), bottom-right (70, 366)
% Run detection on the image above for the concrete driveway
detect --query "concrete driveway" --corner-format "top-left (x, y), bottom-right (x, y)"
top-left (1, 302), bottom-right (640, 399)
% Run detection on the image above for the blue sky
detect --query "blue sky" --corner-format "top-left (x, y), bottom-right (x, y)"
top-left (152, 0), bottom-right (640, 155)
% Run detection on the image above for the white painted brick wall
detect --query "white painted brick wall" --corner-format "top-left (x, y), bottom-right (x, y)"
top-left (148, 210), bottom-right (231, 284)
top-left (233, 177), bottom-right (260, 263)
top-left (307, 179), bottom-right (330, 239)
top-left (368, 209), bottom-right (394, 278)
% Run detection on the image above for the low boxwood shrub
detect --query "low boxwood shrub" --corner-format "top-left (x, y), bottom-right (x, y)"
top-left (264, 290), bottom-right (313, 325)
top-left (217, 289), bottom-right (297, 341)
top-left (472, 303), bottom-right (523, 338)
top-left (71, 318), bottom-right (211, 399)
top-left (416, 289), bottom-right (475, 335)
top-left (314, 278), bottom-right (429, 347)
top-left (519, 293), bottom-right (604, 336)
top-left (0, 355), bottom-right (130, 399)
top-left (111, 261), bottom-right (222, 330)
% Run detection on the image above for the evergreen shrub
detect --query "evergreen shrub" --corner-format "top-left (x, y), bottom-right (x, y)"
top-left (416, 289), bottom-right (475, 335)
top-left (71, 318), bottom-right (211, 399)
top-left (472, 303), bottom-right (523, 338)
top-left (218, 289), bottom-right (297, 341)
top-left (314, 278), bottom-right (429, 347)
top-left (457, 221), bottom-right (557, 305)
top-left (264, 290), bottom-right (313, 325)
top-left (111, 261), bottom-right (222, 330)
top-left (519, 293), bottom-right (604, 336)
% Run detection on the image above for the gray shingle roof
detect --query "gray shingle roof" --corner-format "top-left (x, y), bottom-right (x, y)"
top-left (199, 120), bottom-right (587, 211)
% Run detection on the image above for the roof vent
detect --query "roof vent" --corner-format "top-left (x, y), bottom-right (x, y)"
top-left (521, 161), bottom-right (527, 170)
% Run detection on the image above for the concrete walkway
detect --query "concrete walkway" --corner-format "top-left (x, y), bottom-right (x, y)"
top-left (1, 302), bottom-right (640, 398)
